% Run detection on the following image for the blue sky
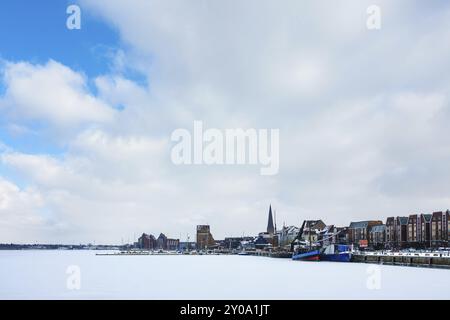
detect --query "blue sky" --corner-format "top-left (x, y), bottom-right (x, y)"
top-left (0, 1), bottom-right (118, 77)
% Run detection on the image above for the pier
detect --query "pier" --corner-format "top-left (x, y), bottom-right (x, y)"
top-left (352, 252), bottom-right (450, 269)
top-left (95, 249), bottom-right (450, 269)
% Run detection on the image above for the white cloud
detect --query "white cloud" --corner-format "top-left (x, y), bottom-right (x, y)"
top-left (0, 177), bottom-right (51, 242)
top-left (1, 60), bottom-right (116, 128)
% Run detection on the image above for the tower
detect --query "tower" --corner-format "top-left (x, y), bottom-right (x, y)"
top-left (267, 205), bottom-right (275, 234)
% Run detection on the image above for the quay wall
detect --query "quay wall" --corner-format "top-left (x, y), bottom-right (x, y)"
top-left (247, 251), bottom-right (291, 258)
top-left (352, 254), bottom-right (450, 269)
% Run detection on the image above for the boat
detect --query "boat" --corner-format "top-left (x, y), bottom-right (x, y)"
top-left (291, 220), bottom-right (321, 261)
top-left (320, 244), bottom-right (352, 262)
top-left (292, 247), bottom-right (321, 261)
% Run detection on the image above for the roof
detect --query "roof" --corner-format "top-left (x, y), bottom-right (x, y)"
top-left (157, 233), bottom-right (167, 240)
top-left (254, 236), bottom-right (269, 245)
top-left (304, 220), bottom-right (326, 230)
top-left (267, 205), bottom-right (275, 234)
top-left (282, 225), bottom-right (299, 233)
top-left (432, 211), bottom-right (443, 217)
top-left (397, 217), bottom-right (409, 225)
top-left (139, 233), bottom-right (156, 240)
top-left (349, 221), bottom-right (369, 229)
top-left (422, 214), bottom-right (432, 222)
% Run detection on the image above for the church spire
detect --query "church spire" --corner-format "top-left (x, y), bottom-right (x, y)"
top-left (267, 205), bottom-right (275, 234)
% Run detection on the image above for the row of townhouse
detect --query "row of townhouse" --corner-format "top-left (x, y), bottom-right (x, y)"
top-left (349, 210), bottom-right (450, 249)
top-left (385, 212), bottom-right (450, 249)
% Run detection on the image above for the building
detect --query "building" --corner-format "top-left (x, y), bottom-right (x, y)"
top-left (385, 216), bottom-right (408, 249)
top-left (167, 238), bottom-right (180, 250)
top-left (137, 233), bottom-right (157, 250)
top-left (156, 233), bottom-right (179, 250)
top-left (385, 213), bottom-right (449, 249)
top-left (431, 211), bottom-right (447, 247)
top-left (299, 220), bottom-right (326, 244)
top-left (220, 237), bottom-right (254, 250)
top-left (278, 225), bottom-right (300, 248)
top-left (156, 233), bottom-right (167, 249)
top-left (348, 220), bottom-right (383, 247)
top-left (447, 210), bottom-right (450, 246)
top-left (396, 217), bottom-right (408, 248)
top-left (179, 241), bottom-right (196, 251)
top-left (254, 235), bottom-right (271, 250)
top-left (258, 231), bottom-right (278, 248)
top-left (137, 232), bottom-right (179, 251)
top-left (420, 214), bottom-right (432, 247)
top-left (319, 225), bottom-right (348, 246)
top-left (407, 214), bottom-right (420, 246)
top-left (240, 238), bottom-right (256, 251)
top-left (385, 217), bottom-right (396, 248)
top-left (196, 225), bottom-right (216, 249)
top-left (257, 205), bottom-right (278, 248)
top-left (267, 205), bottom-right (275, 234)
top-left (335, 227), bottom-right (349, 245)
top-left (369, 225), bottom-right (386, 249)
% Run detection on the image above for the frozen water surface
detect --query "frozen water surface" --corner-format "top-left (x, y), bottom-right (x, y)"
top-left (0, 250), bottom-right (449, 299)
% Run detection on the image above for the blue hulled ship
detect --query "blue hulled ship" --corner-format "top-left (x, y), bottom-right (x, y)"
top-left (320, 244), bottom-right (352, 262)
top-left (292, 248), bottom-right (321, 261)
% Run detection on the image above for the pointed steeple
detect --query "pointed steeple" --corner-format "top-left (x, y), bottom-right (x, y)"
top-left (274, 209), bottom-right (277, 233)
top-left (267, 205), bottom-right (275, 234)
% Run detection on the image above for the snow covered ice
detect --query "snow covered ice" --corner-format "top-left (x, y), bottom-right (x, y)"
top-left (0, 250), bottom-right (449, 299)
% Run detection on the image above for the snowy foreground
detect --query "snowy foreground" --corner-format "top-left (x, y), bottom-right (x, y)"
top-left (1, 250), bottom-right (449, 300)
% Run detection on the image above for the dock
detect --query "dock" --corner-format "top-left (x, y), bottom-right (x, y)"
top-left (352, 253), bottom-right (450, 269)
top-left (96, 251), bottom-right (182, 256)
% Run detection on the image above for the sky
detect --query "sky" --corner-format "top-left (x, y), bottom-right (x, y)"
top-left (1, 0), bottom-right (450, 244)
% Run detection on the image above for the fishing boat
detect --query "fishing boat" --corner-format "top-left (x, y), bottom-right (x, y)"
top-left (291, 220), bottom-right (321, 261)
top-left (320, 244), bottom-right (352, 262)
top-left (290, 220), bottom-right (352, 262)
top-left (292, 247), bottom-right (321, 261)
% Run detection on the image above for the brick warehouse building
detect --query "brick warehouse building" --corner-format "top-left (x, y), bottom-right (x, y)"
top-left (137, 233), bottom-right (179, 250)
top-left (385, 216), bottom-right (408, 249)
top-left (156, 233), bottom-right (180, 251)
top-left (407, 214), bottom-right (419, 246)
top-left (420, 214), bottom-right (432, 247)
top-left (396, 216), bottom-right (409, 248)
top-left (384, 211), bottom-right (449, 249)
top-left (138, 233), bottom-right (157, 250)
top-left (431, 211), bottom-right (449, 247)
top-left (196, 225), bottom-right (216, 250)
top-left (348, 220), bottom-right (383, 248)
top-left (369, 225), bottom-right (386, 249)
top-left (385, 217), bottom-right (396, 248)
